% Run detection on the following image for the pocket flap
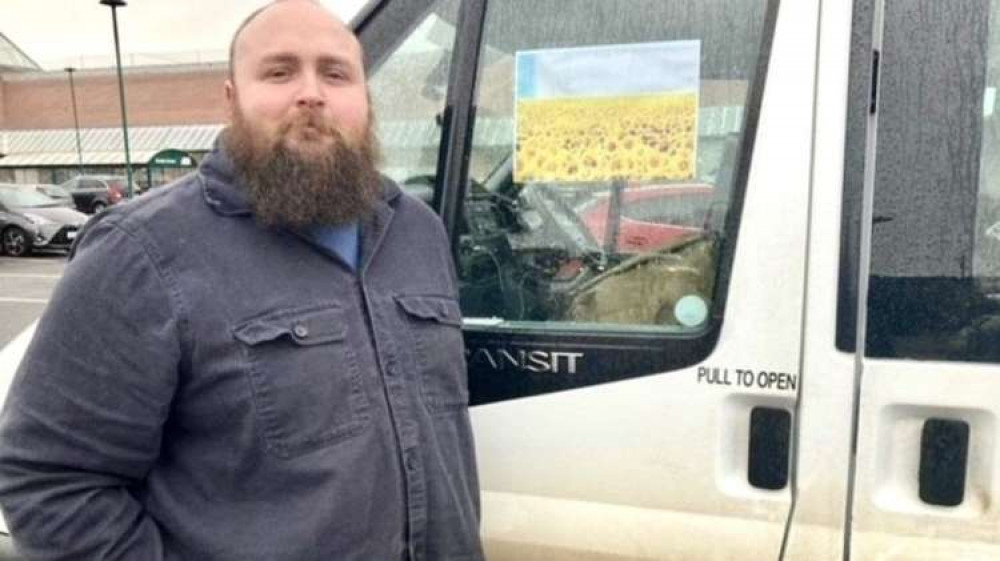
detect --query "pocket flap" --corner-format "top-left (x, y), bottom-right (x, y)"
top-left (233, 306), bottom-right (347, 346)
top-left (395, 295), bottom-right (463, 327)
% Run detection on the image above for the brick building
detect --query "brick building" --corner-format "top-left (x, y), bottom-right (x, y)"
top-left (0, 55), bottom-right (228, 187)
top-left (1, 64), bottom-right (227, 131)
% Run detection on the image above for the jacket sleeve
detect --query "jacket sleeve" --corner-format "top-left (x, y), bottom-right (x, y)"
top-left (0, 216), bottom-right (182, 560)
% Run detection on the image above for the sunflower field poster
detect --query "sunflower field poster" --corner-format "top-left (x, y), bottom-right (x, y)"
top-left (514, 41), bottom-right (700, 183)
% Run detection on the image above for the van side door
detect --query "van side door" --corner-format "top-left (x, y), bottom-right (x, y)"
top-left (839, 0), bottom-right (1000, 558)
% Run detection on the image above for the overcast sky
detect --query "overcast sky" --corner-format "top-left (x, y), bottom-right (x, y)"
top-left (1, 0), bottom-right (370, 70)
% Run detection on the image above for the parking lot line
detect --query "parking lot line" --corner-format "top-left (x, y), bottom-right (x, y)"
top-left (0, 298), bottom-right (48, 304)
top-left (0, 274), bottom-right (62, 280)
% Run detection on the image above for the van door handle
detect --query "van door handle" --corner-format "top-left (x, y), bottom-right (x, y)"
top-left (919, 418), bottom-right (970, 507)
top-left (748, 407), bottom-right (791, 490)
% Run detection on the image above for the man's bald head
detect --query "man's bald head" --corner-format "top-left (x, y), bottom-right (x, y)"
top-left (227, 0), bottom-right (358, 80)
top-left (223, 0), bottom-right (370, 137)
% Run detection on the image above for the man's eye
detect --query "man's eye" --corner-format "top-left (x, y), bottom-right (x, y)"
top-left (323, 68), bottom-right (350, 81)
top-left (266, 68), bottom-right (291, 79)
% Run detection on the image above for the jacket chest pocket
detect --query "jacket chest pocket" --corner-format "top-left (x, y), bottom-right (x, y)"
top-left (395, 295), bottom-right (468, 414)
top-left (232, 305), bottom-right (371, 458)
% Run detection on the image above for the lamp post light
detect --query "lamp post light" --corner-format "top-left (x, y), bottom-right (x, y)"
top-left (99, 0), bottom-right (134, 198)
top-left (64, 67), bottom-right (85, 177)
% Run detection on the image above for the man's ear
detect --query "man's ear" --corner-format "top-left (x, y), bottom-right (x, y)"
top-left (224, 80), bottom-right (236, 118)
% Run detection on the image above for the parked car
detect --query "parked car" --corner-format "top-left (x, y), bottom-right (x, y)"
top-left (0, 186), bottom-right (88, 257)
top-left (32, 184), bottom-right (75, 208)
top-left (576, 183), bottom-right (715, 253)
top-left (1, 183), bottom-right (75, 209)
top-left (58, 175), bottom-right (128, 214)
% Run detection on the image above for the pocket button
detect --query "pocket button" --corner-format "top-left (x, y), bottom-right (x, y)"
top-left (292, 324), bottom-right (310, 339)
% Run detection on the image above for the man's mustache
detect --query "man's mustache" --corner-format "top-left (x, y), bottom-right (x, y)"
top-left (279, 112), bottom-right (337, 137)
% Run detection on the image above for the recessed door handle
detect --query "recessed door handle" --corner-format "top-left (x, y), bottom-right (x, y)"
top-left (748, 407), bottom-right (791, 490)
top-left (919, 418), bottom-right (969, 507)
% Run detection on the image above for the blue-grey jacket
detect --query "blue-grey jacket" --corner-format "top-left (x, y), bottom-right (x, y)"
top-left (0, 147), bottom-right (484, 561)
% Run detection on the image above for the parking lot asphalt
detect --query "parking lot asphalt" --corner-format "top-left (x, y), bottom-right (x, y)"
top-left (0, 255), bottom-right (67, 349)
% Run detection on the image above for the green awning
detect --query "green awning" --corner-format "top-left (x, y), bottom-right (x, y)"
top-left (148, 149), bottom-right (196, 167)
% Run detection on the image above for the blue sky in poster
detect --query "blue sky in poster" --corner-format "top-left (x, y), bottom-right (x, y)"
top-left (516, 41), bottom-right (700, 100)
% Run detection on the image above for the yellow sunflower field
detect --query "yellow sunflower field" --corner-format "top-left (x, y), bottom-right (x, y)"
top-left (514, 92), bottom-right (698, 183)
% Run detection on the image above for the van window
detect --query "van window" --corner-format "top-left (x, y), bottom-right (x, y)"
top-left (458, 0), bottom-right (768, 331)
top-left (363, 0), bottom-right (776, 403)
top-left (838, 0), bottom-right (1000, 362)
top-left (366, 0), bottom-right (460, 202)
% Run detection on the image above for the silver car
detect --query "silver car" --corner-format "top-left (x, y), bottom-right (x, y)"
top-left (0, 186), bottom-right (88, 257)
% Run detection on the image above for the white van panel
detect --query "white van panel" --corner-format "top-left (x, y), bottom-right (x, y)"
top-left (780, 0), bottom-right (858, 558)
top-left (850, 361), bottom-right (1000, 558)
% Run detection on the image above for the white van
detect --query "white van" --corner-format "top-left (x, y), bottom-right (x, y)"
top-left (354, 0), bottom-right (1000, 559)
top-left (2, 1), bottom-right (997, 559)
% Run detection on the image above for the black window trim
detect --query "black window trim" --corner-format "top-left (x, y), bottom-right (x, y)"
top-left (836, 0), bottom-right (875, 353)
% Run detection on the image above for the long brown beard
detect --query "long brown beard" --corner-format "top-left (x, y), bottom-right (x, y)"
top-left (224, 107), bottom-right (383, 229)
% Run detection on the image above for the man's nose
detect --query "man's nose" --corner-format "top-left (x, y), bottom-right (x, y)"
top-left (295, 74), bottom-right (326, 108)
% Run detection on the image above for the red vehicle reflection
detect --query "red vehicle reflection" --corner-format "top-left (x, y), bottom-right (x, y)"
top-left (576, 184), bottom-right (715, 253)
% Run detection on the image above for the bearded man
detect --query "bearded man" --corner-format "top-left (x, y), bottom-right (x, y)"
top-left (0, 2), bottom-right (484, 560)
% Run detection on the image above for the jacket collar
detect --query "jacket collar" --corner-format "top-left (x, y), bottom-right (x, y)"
top-left (198, 139), bottom-right (402, 219)
top-left (199, 142), bottom-right (252, 216)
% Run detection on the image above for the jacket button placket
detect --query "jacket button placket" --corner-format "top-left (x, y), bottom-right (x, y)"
top-left (372, 300), bottom-right (425, 558)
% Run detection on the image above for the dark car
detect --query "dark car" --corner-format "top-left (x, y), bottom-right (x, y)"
top-left (0, 186), bottom-right (88, 257)
top-left (59, 175), bottom-right (128, 214)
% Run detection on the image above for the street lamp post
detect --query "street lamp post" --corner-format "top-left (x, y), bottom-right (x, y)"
top-left (99, 0), bottom-right (134, 198)
top-left (64, 67), bottom-right (85, 176)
